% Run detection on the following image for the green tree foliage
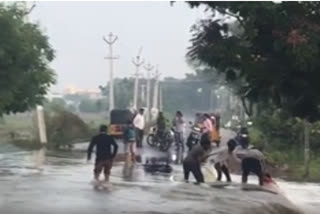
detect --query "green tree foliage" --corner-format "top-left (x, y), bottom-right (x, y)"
top-left (114, 78), bottom-right (134, 109)
top-left (44, 98), bottom-right (66, 112)
top-left (64, 94), bottom-right (90, 103)
top-left (100, 74), bottom-right (223, 118)
top-left (250, 109), bottom-right (320, 166)
top-left (79, 99), bottom-right (98, 113)
top-left (162, 77), bottom-right (216, 116)
top-left (0, 3), bottom-right (55, 115)
top-left (77, 98), bottom-right (107, 113)
top-left (100, 78), bottom-right (134, 109)
top-left (187, 2), bottom-right (320, 122)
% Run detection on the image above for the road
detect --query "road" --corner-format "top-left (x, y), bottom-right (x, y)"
top-left (0, 130), bottom-right (304, 214)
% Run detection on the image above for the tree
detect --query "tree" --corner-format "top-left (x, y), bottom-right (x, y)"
top-left (114, 78), bottom-right (134, 109)
top-left (0, 3), bottom-right (56, 115)
top-left (187, 1), bottom-right (320, 178)
top-left (95, 99), bottom-right (108, 112)
top-left (99, 74), bottom-right (223, 117)
top-left (100, 77), bottom-right (134, 109)
top-left (44, 98), bottom-right (66, 112)
top-left (187, 1), bottom-right (320, 122)
top-left (79, 99), bottom-right (98, 113)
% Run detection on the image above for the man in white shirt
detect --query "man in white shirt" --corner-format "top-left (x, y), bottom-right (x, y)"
top-left (133, 108), bottom-right (145, 148)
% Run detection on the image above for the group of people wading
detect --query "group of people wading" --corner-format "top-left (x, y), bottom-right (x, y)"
top-left (87, 109), bottom-right (273, 188)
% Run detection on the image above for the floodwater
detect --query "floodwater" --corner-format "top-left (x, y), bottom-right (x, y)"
top-left (0, 141), bottom-right (316, 214)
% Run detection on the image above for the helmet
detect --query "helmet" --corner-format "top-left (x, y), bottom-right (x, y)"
top-left (239, 127), bottom-right (249, 137)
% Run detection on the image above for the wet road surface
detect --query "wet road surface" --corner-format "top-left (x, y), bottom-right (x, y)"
top-left (0, 130), bottom-right (312, 214)
top-left (0, 152), bottom-right (302, 213)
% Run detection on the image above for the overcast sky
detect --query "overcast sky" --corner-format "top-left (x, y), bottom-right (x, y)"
top-left (29, 1), bottom-right (206, 92)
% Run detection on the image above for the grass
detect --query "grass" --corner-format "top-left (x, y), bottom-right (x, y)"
top-left (264, 147), bottom-right (320, 182)
top-left (0, 112), bottom-right (105, 148)
top-left (248, 126), bottom-right (320, 182)
top-left (78, 112), bottom-right (109, 130)
top-left (0, 113), bottom-right (34, 142)
top-left (284, 159), bottom-right (320, 182)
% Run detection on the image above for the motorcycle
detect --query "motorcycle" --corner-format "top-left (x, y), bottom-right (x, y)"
top-left (147, 127), bottom-right (159, 147)
top-left (147, 127), bottom-right (174, 152)
top-left (186, 122), bottom-right (202, 151)
top-left (161, 128), bottom-right (175, 152)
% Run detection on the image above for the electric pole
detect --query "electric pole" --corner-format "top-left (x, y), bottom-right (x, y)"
top-left (159, 82), bottom-right (163, 111)
top-left (140, 84), bottom-right (146, 106)
top-left (132, 48), bottom-right (144, 110)
top-left (22, 2), bottom-right (47, 145)
top-left (152, 65), bottom-right (161, 119)
top-left (144, 63), bottom-right (154, 122)
top-left (103, 32), bottom-right (118, 114)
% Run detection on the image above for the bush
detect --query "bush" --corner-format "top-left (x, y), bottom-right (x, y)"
top-left (252, 110), bottom-right (304, 151)
top-left (249, 127), bottom-right (265, 150)
top-left (45, 109), bottom-right (91, 148)
top-left (249, 109), bottom-right (320, 180)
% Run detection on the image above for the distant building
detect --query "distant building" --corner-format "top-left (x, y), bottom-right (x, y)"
top-left (46, 92), bottom-right (63, 102)
top-left (64, 85), bottom-right (102, 100)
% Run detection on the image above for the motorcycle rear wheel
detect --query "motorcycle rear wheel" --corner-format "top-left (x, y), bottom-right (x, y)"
top-left (147, 134), bottom-right (157, 147)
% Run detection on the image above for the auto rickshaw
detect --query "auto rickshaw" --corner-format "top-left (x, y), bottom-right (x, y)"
top-left (109, 109), bottom-right (134, 138)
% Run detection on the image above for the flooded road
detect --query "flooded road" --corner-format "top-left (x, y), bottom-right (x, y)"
top-left (0, 140), bottom-right (312, 214)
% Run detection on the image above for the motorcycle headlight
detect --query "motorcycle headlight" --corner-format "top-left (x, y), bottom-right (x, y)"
top-left (194, 127), bottom-right (200, 131)
top-left (247, 121), bottom-right (253, 126)
top-left (241, 134), bottom-right (248, 138)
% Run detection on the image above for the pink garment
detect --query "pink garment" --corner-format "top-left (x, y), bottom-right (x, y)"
top-left (203, 118), bottom-right (213, 134)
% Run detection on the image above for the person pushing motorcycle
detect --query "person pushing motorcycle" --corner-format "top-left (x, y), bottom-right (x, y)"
top-left (156, 112), bottom-right (166, 140)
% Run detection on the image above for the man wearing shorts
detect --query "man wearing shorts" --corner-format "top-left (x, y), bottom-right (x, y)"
top-left (87, 125), bottom-right (118, 182)
top-left (123, 120), bottom-right (136, 162)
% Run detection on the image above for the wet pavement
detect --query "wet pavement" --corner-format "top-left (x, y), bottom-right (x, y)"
top-left (0, 130), bottom-right (313, 214)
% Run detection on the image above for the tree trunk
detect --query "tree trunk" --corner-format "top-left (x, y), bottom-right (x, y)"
top-left (303, 119), bottom-right (311, 178)
top-left (240, 97), bottom-right (253, 117)
top-left (239, 100), bottom-right (246, 127)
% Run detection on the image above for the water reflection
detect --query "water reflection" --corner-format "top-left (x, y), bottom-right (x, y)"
top-left (122, 154), bottom-right (135, 181)
top-left (33, 146), bottom-right (46, 169)
top-left (170, 148), bottom-right (184, 165)
top-left (0, 143), bottom-right (308, 214)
